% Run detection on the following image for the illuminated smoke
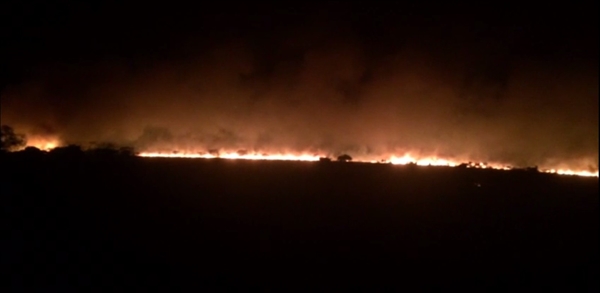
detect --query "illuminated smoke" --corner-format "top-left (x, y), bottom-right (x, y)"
top-left (2, 4), bottom-right (597, 176)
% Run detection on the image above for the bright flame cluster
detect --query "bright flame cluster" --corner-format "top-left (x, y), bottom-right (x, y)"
top-left (24, 136), bottom-right (60, 151)
top-left (139, 152), bottom-right (321, 161)
top-left (138, 151), bottom-right (598, 177)
top-left (545, 169), bottom-right (599, 177)
top-left (389, 154), bottom-right (458, 167)
top-left (11, 134), bottom-right (598, 177)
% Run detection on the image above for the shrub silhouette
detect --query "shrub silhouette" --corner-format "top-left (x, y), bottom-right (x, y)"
top-left (49, 145), bottom-right (85, 158)
top-left (85, 143), bottom-right (136, 158)
top-left (21, 146), bottom-right (44, 157)
top-left (89, 145), bottom-right (119, 157)
top-left (526, 166), bottom-right (539, 173)
top-left (22, 146), bottom-right (43, 153)
top-left (337, 154), bottom-right (352, 162)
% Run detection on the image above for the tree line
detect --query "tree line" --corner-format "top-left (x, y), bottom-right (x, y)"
top-left (1, 125), bottom-right (136, 158)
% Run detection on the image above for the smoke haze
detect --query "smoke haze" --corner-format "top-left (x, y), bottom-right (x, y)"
top-left (2, 2), bottom-right (598, 170)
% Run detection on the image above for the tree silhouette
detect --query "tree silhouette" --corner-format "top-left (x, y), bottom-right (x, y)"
top-left (1, 125), bottom-right (26, 152)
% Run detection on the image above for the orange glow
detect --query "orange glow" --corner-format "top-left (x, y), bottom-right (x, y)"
top-left (389, 154), bottom-right (458, 166)
top-left (139, 152), bottom-right (322, 162)
top-left (543, 169), bottom-right (599, 177)
top-left (138, 151), bottom-right (598, 178)
top-left (24, 136), bottom-right (60, 151)
top-left (8, 141), bottom-right (598, 178)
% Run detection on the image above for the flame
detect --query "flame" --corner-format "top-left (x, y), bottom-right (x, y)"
top-left (389, 154), bottom-right (458, 166)
top-left (543, 169), bottom-right (599, 177)
top-left (138, 151), bottom-right (598, 177)
top-left (8, 140), bottom-right (598, 178)
top-left (24, 136), bottom-right (60, 151)
top-left (139, 152), bottom-right (322, 162)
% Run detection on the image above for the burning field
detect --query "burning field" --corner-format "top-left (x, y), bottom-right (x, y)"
top-left (137, 150), bottom-right (599, 177)
top-left (6, 133), bottom-right (599, 177)
top-left (3, 2), bottom-right (599, 290)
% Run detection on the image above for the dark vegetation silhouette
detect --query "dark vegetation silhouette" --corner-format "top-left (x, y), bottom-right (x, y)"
top-left (45, 144), bottom-right (137, 159)
top-left (13, 146), bottom-right (45, 160)
top-left (1, 125), bottom-right (26, 152)
top-left (49, 144), bottom-right (85, 157)
top-left (3, 123), bottom-right (599, 291)
top-left (337, 154), bottom-right (352, 162)
top-left (86, 143), bottom-right (136, 158)
top-left (22, 146), bottom-right (43, 154)
top-left (0, 125), bottom-right (137, 160)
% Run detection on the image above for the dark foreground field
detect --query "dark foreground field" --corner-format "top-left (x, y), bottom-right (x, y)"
top-left (4, 154), bottom-right (599, 291)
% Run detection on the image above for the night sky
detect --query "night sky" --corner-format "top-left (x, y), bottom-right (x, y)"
top-left (1, 2), bottom-right (598, 170)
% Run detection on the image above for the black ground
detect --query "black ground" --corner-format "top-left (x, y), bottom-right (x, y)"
top-left (4, 154), bottom-right (598, 291)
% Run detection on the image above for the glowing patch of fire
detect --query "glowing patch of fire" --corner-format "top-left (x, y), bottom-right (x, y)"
top-left (8, 132), bottom-right (598, 178)
top-left (139, 152), bottom-right (321, 162)
top-left (24, 136), bottom-right (60, 151)
top-left (389, 155), bottom-right (457, 167)
top-left (138, 151), bottom-right (598, 177)
top-left (544, 169), bottom-right (599, 177)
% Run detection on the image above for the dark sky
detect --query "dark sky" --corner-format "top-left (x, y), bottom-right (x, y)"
top-left (1, 1), bottom-right (598, 169)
